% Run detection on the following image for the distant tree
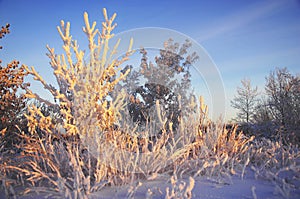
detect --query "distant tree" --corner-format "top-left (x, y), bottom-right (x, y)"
top-left (231, 78), bottom-right (259, 124)
top-left (120, 39), bottom-right (199, 132)
top-left (265, 67), bottom-right (300, 128)
top-left (253, 96), bottom-right (272, 123)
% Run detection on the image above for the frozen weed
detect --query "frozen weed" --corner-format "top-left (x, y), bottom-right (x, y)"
top-left (249, 138), bottom-right (300, 198)
top-left (165, 175), bottom-right (195, 199)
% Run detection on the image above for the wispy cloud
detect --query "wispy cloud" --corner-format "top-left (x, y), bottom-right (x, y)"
top-left (219, 45), bottom-right (300, 71)
top-left (197, 0), bottom-right (290, 42)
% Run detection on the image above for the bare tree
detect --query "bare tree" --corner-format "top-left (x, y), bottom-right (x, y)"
top-left (253, 96), bottom-right (272, 123)
top-left (231, 78), bottom-right (259, 124)
top-left (265, 67), bottom-right (300, 127)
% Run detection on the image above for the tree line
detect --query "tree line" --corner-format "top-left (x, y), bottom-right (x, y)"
top-left (231, 67), bottom-right (300, 145)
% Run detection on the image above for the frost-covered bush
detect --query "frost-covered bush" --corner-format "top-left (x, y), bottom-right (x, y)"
top-left (0, 24), bottom-right (29, 150)
top-left (23, 9), bottom-right (132, 141)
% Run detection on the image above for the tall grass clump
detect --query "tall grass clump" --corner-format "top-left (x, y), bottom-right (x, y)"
top-left (249, 138), bottom-right (300, 198)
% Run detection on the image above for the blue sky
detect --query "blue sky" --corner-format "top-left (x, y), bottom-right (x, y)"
top-left (1, 0), bottom-right (300, 121)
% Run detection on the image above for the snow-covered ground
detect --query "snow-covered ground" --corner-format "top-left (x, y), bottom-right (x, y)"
top-left (1, 167), bottom-right (299, 198)
top-left (89, 168), bottom-right (299, 199)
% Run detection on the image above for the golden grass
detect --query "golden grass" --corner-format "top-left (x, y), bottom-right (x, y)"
top-left (1, 101), bottom-right (299, 198)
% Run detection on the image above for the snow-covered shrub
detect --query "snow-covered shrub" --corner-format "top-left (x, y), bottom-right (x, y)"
top-left (0, 24), bottom-right (29, 150)
top-left (23, 9), bottom-right (132, 140)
